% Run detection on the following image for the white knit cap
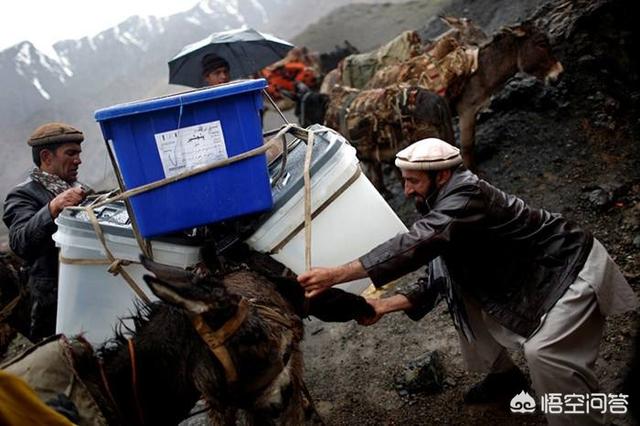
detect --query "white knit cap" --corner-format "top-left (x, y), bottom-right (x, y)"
top-left (395, 138), bottom-right (463, 170)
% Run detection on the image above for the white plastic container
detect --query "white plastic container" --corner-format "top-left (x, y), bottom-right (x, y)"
top-left (53, 203), bottom-right (201, 345)
top-left (246, 125), bottom-right (408, 294)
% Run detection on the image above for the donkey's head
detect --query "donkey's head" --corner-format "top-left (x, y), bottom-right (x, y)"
top-left (141, 257), bottom-right (240, 321)
top-left (439, 16), bottom-right (489, 46)
top-left (141, 257), bottom-right (305, 422)
top-left (506, 21), bottom-right (564, 83)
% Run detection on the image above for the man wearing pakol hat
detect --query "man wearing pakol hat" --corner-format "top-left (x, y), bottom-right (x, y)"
top-left (298, 138), bottom-right (638, 425)
top-left (3, 122), bottom-right (89, 340)
top-left (201, 53), bottom-right (231, 86)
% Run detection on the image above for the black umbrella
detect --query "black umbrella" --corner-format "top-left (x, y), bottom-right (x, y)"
top-left (169, 27), bottom-right (294, 88)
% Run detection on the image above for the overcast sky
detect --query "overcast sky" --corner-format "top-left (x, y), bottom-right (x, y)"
top-left (0, 0), bottom-right (200, 54)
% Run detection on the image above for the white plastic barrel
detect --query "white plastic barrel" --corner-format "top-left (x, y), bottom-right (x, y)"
top-left (53, 204), bottom-right (201, 345)
top-left (246, 126), bottom-right (408, 294)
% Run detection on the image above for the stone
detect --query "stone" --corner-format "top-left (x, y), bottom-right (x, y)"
top-left (394, 350), bottom-right (446, 395)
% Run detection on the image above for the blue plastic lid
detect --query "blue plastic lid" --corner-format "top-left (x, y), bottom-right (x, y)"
top-left (94, 78), bottom-right (267, 121)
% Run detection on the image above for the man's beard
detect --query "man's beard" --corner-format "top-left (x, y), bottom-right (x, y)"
top-left (415, 197), bottom-right (430, 215)
top-left (414, 183), bottom-right (440, 215)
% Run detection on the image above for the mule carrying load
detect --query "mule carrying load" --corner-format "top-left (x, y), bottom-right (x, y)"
top-left (1, 79), bottom-right (409, 423)
top-left (52, 79), bottom-right (409, 342)
top-left (293, 19), bottom-right (563, 192)
top-left (339, 30), bottom-right (423, 89)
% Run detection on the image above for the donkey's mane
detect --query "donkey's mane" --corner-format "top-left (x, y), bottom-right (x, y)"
top-left (97, 300), bottom-right (180, 361)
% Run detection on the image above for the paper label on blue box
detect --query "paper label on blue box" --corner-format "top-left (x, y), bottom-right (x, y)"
top-left (154, 121), bottom-right (228, 178)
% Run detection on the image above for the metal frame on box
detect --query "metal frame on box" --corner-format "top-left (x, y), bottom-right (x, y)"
top-left (102, 142), bottom-right (154, 259)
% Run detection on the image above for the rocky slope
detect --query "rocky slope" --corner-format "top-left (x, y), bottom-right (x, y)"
top-left (300, 0), bottom-right (640, 424)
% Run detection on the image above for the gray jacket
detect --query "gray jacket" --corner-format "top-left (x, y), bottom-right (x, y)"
top-left (360, 168), bottom-right (593, 337)
top-left (3, 178), bottom-right (58, 290)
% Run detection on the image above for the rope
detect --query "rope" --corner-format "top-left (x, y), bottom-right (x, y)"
top-left (84, 207), bottom-right (151, 304)
top-left (303, 131), bottom-right (315, 272)
top-left (301, 129), bottom-right (315, 315)
top-left (75, 123), bottom-right (297, 212)
top-left (98, 358), bottom-right (121, 420)
top-left (61, 123), bottom-right (315, 306)
top-left (192, 298), bottom-right (250, 384)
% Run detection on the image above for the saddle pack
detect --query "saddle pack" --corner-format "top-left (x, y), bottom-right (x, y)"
top-left (339, 30), bottom-right (423, 89)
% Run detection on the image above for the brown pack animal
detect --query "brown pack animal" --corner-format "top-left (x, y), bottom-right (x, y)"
top-left (320, 16), bottom-right (487, 96)
top-left (422, 16), bottom-right (489, 59)
top-left (2, 254), bottom-right (374, 425)
top-left (321, 84), bottom-right (455, 194)
top-left (367, 21), bottom-right (564, 169)
top-left (293, 22), bottom-right (562, 186)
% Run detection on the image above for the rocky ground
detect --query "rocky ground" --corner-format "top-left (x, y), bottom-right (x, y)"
top-left (300, 0), bottom-right (640, 425)
top-left (2, 1), bottom-right (639, 425)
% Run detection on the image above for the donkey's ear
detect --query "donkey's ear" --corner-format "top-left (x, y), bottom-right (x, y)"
top-left (143, 275), bottom-right (211, 314)
top-left (506, 21), bottom-right (533, 37)
top-left (140, 256), bottom-right (194, 286)
top-left (440, 16), bottom-right (462, 29)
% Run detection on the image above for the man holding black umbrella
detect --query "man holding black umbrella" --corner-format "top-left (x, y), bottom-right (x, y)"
top-left (201, 53), bottom-right (231, 86)
top-left (168, 27), bottom-right (294, 89)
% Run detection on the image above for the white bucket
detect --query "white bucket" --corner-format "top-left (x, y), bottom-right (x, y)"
top-left (246, 126), bottom-right (408, 294)
top-left (53, 204), bottom-right (201, 345)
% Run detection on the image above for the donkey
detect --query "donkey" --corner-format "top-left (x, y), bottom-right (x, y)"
top-left (318, 41), bottom-right (359, 75)
top-left (366, 21), bottom-right (564, 170)
top-left (3, 253), bottom-right (373, 425)
top-left (291, 22), bottom-right (562, 193)
top-left (446, 21), bottom-right (562, 169)
top-left (290, 83), bottom-right (454, 195)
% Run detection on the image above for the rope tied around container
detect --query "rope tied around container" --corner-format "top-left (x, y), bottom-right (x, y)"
top-left (63, 123), bottom-right (318, 305)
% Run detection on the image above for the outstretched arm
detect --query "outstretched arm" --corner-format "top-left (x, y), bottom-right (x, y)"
top-left (358, 294), bottom-right (413, 326)
top-left (297, 259), bottom-right (367, 297)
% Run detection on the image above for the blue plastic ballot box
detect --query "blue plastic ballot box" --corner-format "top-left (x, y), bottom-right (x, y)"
top-left (94, 79), bottom-right (272, 237)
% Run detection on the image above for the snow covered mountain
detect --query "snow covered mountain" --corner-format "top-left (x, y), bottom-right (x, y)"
top-left (0, 0), bottom-right (391, 205)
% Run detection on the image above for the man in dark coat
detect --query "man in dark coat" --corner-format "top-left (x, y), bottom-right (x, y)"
top-left (3, 123), bottom-right (87, 340)
top-left (298, 138), bottom-right (638, 426)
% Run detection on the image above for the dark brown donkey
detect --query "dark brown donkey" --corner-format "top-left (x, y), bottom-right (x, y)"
top-left (452, 22), bottom-right (563, 169)
top-left (367, 22), bottom-right (563, 170)
top-left (291, 84), bottom-right (454, 195)
top-left (3, 254), bottom-right (373, 425)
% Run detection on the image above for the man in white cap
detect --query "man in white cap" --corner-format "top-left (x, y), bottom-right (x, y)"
top-left (298, 138), bottom-right (638, 425)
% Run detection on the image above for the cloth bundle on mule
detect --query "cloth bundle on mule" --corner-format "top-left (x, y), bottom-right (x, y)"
top-left (1, 335), bottom-right (106, 425)
top-left (324, 84), bottom-right (445, 152)
top-left (339, 30), bottom-right (423, 89)
top-left (261, 61), bottom-right (319, 106)
top-left (366, 40), bottom-right (479, 97)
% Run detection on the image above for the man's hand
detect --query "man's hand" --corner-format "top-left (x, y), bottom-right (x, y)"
top-left (356, 298), bottom-right (386, 326)
top-left (48, 187), bottom-right (85, 218)
top-left (356, 294), bottom-right (413, 326)
top-left (298, 260), bottom-right (369, 298)
top-left (297, 267), bottom-right (338, 298)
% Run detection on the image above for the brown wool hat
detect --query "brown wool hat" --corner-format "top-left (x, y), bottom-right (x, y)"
top-left (28, 122), bottom-right (84, 147)
top-left (395, 138), bottom-right (462, 171)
